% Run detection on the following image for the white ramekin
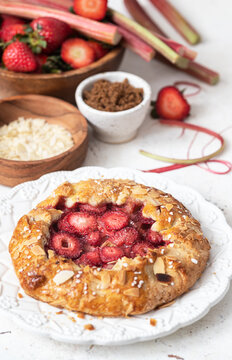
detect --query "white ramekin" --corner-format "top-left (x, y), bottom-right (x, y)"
top-left (75, 71), bottom-right (151, 144)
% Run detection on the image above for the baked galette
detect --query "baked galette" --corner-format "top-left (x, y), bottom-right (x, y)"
top-left (9, 179), bottom-right (210, 316)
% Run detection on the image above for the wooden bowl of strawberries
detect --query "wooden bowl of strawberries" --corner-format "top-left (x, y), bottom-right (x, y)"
top-left (0, 0), bottom-right (125, 104)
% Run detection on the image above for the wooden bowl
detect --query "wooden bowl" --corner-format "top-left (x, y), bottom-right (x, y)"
top-left (0, 46), bottom-right (125, 104)
top-left (0, 94), bottom-right (88, 187)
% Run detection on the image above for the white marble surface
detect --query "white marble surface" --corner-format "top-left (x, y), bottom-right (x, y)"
top-left (0, 0), bottom-right (232, 359)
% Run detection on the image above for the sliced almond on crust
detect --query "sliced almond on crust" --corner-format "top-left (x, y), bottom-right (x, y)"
top-left (48, 249), bottom-right (55, 259)
top-left (165, 204), bottom-right (173, 211)
top-left (100, 272), bottom-right (111, 289)
top-left (115, 270), bottom-right (126, 285)
top-left (53, 270), bottom-right (74, 285)
top-left (123, 288), bottom-right (140, 297)
top-left (31, 245), bottom-right (46, 256)
top-left (153, 257), bottom-right (165, 274)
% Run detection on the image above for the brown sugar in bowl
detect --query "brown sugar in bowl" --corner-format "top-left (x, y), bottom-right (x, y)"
top-left (0, 94), bottom-right (88, 187)
top-left (0, 47), bottom-right (125, 104)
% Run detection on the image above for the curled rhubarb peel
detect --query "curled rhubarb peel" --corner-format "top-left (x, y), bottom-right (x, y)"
top-left (173, 81), bottom-right (202, 98)
top-left (140, 120), bottom-right (225, 165)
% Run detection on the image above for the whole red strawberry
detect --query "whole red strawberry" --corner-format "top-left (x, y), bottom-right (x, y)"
top-left (30, 17), bottom-right (71, 54)
top-left (3, 41), bottom-right (37, 73)
top-left (0, 15), bottom-right (25, 40)
top-left (1, 23), bottom-right (26, 43)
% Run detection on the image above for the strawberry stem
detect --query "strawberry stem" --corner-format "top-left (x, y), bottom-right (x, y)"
top-left (149, 0), bottom-right (201, 45)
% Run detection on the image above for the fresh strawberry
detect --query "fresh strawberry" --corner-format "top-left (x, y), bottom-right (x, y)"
top-left (2, 41), bottom-right (37, 73)
top-left (73, 0), bottom-right (107, 21)
top-left (50, 232), bottom-right (82, 258)
top-left (79, 203), bottom-right (106, 215)
top-left (131, 242), bottom-right (154, 257)
top-left (111, 227), bottom-right (139, 247)
top-left (100, 246), bottom-right (124, 263)
top-left (153, 86), bottom-right (190, 121)
top-left (84, 249), bottom-right (102, 266)
top-left (100, 211), bottom-right (129, 231)
top-left (1, 23), bottom-right (26, 43)
top-left (59, 212), bottom-right (97, 235)
top-left (1, 15), bottom-right (25, 29)
top-left (85, 231), bottom-right (102, 246)
top-left (88, 41), bottom-right (108, 60)
top-left (61, 38), bottom-right (95, 69)
top-left (147, 230), bottom-right (163, 246)
top-left (30, 17), bottom-right (71, 54)
top-left (35, 53), bottom-right (48, 73)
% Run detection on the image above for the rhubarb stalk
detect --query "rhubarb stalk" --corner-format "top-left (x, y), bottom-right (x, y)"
top-left (124, 0), bottom-right (219, 84)
top-left (0, 1), bottom-right (121, 45)
top-left (118, 27), bottom-right (155, 62)
top-left (6, 0), bottom-right (72, 12)
top-left (124, 0), bottom-right (197, 61)
top-left (108, 8), bottom-right (189, 69)
top-left (149, 0), bottom-right (201, 45)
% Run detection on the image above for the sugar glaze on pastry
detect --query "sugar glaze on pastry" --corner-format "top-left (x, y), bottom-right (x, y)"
top-left (9, 179), bottom-right (210, 316)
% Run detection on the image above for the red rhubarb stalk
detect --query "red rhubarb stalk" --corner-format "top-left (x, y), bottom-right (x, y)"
top-left (124, 0), bottom-right (197, 61)
top-left (149, 0), bottom-right (201, 45)
top-left (6, 0), bottom-right (72, 12)
top-left (108, 8), bottom-right (189, 69)
top-left (186, 61), bottom-right (219, 85)
top-left (118, 27), bottom-right (155, 62)
top-left (0, 1), bottom-right (121, 45)
top-left (173, 81), bottom-right (201, 97)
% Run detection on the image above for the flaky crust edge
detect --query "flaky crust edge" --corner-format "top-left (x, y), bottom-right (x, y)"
top-left (9, 179), bottom-right (210, 316)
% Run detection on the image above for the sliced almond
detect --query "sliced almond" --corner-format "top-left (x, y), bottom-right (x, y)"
top-left (132, 186), bottom-right (147, 195)
top-left (31, 245), bottom-right (46, 256)
top-left (48, 249), bottom-right (55, 259)
top-left (153, 257), bottom-right (165, 275)
top-left (100, 272), bottom-right (111, 289)
top-left (53, 270), bottom-right (74, 285)
top-left (165, 204), bottom-right (173, 211)
top-left (115, 270), bottom-right (126, 285)
top-left (24, 238), bottom-right (38, 246)
top-left (123, 288), bottom-right (140, 297)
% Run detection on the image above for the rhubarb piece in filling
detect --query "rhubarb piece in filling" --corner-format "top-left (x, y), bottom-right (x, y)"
top-left (47, 201), bottom-right (167, 267)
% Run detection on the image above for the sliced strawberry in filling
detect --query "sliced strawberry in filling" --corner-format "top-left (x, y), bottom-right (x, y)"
top-left (131, 242), bottom-right (154, 257)
top-left (111, 227), bottom-right (139, 246)
top-left (50, 232), bottom-right (82, 258)
top-left (100, 210), bottom-right (129, 231)
top-left (79, 203), bottom-right (107, 215)
top-left (147, 229), bottom-right (164, 246)
top-left (59, 212), bottom-right (97, 235)
top-left (49, 201), bottom-right (166, 267)
top-left (78, 248), bottom-right (102, 266)
top-left (100, 246), bottom-right (124, 263)
top-left (85, 230), bottom-right (101, 246)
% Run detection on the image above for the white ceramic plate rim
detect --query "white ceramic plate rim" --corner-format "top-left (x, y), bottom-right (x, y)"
top-left (0, 166), bottom-right (231, 346)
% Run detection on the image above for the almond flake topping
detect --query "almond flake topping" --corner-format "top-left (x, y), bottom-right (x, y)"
top-left (153, 257), bottom-right (165, 275)
top-left (53, 270), bottom-right (74, 285)
top-left (123, 288), bottom-right (140, 297)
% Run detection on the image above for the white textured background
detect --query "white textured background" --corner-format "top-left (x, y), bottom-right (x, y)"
top-left (0, 0), bottom-right (232, 359)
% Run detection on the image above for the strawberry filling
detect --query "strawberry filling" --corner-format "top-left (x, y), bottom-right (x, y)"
top-left (48, 201), bottom-right (168, 267)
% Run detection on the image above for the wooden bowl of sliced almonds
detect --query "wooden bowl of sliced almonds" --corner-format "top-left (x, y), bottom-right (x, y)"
top-left (0, 94), bottom-right (88, 187)
top-left (0, 47), bottom-right (125, 105)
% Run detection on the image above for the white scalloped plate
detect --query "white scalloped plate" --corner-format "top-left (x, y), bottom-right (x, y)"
top-left (0, 167), bottom-right (232, 345)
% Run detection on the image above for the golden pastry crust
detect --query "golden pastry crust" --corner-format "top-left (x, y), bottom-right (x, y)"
top-left (9, 179), bottom-right (210, 316)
